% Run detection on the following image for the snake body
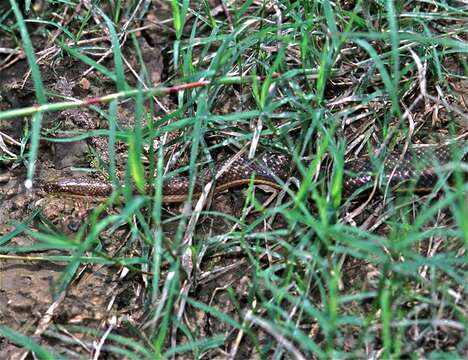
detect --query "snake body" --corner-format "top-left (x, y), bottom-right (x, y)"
top-left (41, 143), bottom-right (466, 202)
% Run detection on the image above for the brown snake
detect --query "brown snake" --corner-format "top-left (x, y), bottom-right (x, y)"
top-left (40, 143), bottom-right (467, 203)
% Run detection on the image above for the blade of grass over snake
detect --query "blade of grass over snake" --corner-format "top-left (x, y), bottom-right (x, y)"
top-left (128, 86), bottom-right (145, 194)
top-left (295, 134), bottom-right (329, 205)
top-left (107, 100), bottom-right (118, 187)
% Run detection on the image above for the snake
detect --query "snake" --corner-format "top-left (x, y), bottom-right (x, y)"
top-left (40, 143), bottom-right (467, 203)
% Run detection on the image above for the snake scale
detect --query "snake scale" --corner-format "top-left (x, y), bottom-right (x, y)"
top-left (41, 143), bottom-right (467, 202)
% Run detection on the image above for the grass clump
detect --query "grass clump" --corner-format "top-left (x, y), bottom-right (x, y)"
top-left (0, 0), bottom-right (466, 358)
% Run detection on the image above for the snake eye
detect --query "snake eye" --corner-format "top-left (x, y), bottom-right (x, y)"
top-left (67, 221), bottom-right (81, 232)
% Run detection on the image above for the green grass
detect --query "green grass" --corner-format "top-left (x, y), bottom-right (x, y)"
top-left (0, 0), bottom-right (467, 358)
